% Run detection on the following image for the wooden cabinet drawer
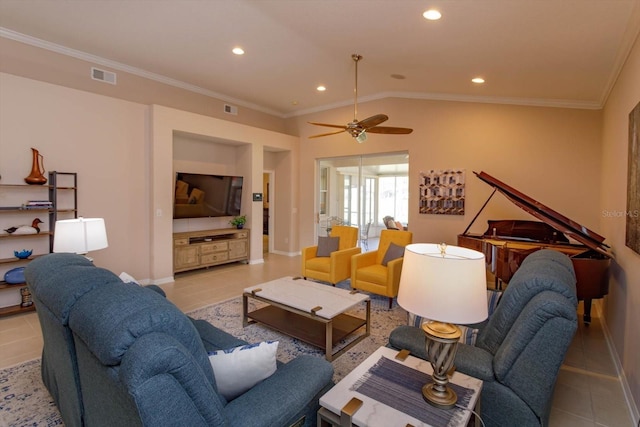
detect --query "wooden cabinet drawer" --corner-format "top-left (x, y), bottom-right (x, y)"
top-left (201, 252), bottom-right (229, 264)
top-left (235, 231), bottom-right (248, 239)
top-left (201, 241), bottom-right (228, 254)
top-left (174, 238), bottom-right (189, 246)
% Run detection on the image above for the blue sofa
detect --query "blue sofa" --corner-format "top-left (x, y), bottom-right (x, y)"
top-left (389, 249), bottom-right (578, 427)
top-left (25, 253), bottom-right (333, 427)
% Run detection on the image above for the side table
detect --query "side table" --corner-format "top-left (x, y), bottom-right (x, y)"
top-left (317, 346), bottom-right (483, 427)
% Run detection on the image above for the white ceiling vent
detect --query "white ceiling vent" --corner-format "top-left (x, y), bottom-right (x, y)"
top-left (224, 104), bottom-right (238, 115)
top-left (91, 67), bottom-right (116, 85)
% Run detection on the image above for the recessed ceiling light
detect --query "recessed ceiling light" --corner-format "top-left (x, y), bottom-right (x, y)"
top-left (423, 9), bottom-right (442, 20)
top-left (317, 86), bottom-right (326, 92)
top-left (232, 47), bottom-right (245, 55)
top-left (472, 77), bottom-right (485, 84)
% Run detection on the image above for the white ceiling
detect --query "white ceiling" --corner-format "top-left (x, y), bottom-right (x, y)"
top-left (1, 0), bottom-right (639, 118)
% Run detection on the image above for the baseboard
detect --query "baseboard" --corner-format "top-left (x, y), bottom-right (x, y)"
top-left (151, 276), bottom-right (175, 286)
top-left (249, 258), bottom-right (265, 264)
top-left (271, 249), bottom-right (301, 257)
top-left (69, 275), bottom-right (172, 287)
top-left (595, 301), bottom-right (640, 425)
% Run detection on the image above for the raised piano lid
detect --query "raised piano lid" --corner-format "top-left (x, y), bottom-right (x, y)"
top-left (474, 171), bottom-right (611, 257)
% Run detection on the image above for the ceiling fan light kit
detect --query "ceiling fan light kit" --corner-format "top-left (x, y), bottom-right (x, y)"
top-left (309, 54), bottom-right (413, 141)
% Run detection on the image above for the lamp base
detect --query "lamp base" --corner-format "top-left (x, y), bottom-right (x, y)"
top-left (422, 382), bottom-right (457, 409)
top-left (421, 321), bottom-right (461, 410)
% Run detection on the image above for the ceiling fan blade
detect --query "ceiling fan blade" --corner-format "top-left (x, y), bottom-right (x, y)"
top-left (309, 129), bottom-right (346, 139)
top-left (358, 114), bottom-right (389, 129)
top-left (308, 121), bottom-right (348, 129)
top-left (366, 126), bottom-right (414, 135)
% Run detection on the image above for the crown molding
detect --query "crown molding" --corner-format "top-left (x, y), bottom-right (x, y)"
top-left (1, 26), bottom-right (605, 121)
top-left (284, 91), bottom-right (602, 119)
top-left (0, 27), bottom-right (283, 117)
top-left (598, 0), bottom-right (640, 106)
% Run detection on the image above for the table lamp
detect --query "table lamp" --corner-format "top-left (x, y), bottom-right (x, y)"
top-left (397, 243), bottom-right (487, 409)
top-left (53, 217), bottom-right (108, 260)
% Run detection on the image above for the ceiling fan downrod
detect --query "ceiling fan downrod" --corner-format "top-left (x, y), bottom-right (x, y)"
top-left (352, 54), bottom-right (362, 122)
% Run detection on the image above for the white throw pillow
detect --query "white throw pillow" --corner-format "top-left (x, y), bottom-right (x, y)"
top-left (119, 272), bottom-right (141, 286)
top-left (208, 341), bottom-right (278, 401)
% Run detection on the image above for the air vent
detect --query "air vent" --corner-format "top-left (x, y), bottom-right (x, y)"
top-left (91, 67), bottom-right (117, 85)
top-left (224, 104), bottom-right (238, 115)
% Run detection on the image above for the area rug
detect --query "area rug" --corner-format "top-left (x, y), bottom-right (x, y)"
top-left (0, 286), bottom-right (406, 426)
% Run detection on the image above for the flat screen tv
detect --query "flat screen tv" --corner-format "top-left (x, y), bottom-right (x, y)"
top-left (174, 172), bottom-right (243, 219)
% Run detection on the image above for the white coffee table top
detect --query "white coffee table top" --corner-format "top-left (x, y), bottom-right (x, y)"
top-left (320, 346), bottom-right (483, 427)
top-left (244, 276), bottom-right (369, 319)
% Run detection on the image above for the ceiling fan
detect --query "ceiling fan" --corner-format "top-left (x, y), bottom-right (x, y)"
top-left (309, 54), bottom-right (413, 143)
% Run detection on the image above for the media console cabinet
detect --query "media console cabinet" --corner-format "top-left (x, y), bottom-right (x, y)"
top-left (173, 228), bottom-right (249, 273)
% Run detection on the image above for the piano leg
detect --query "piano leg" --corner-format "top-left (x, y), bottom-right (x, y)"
top-left (583, 299), bottom-right (592, 325)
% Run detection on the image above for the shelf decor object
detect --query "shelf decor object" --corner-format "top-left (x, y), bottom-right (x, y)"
top-left (229, 215), bottom-right (246, 229)
top-left (53, 217), bottom-right (108, 260)
top-left (24, 148), bottom-right (47, 185)
top-left (13, 249), bottom-right (33, 259)
top-left (397, 243), bottom-right (487, 409)
top-left (4, 267), bottom-right (26, 284)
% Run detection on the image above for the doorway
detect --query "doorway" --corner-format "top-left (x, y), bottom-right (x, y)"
top-left (317, 152), bottom-right (409, 250)
top-left (263, 171), bottom-right (274, 253)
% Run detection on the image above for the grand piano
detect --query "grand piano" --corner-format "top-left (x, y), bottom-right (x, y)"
top-left (458, 171), bottom-right (611, 324)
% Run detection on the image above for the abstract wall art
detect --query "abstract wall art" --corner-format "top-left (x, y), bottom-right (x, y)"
top-left (419, 169), bottom-right (465, 215)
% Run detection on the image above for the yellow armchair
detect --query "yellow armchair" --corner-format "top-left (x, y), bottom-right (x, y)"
top-left (302, 225), bottom-right (361, 285)
top-left (351, 229), bottom-right (413, 308)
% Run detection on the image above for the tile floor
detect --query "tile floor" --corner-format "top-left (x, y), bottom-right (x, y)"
top-left (0, 253), bottom-right (634, 426)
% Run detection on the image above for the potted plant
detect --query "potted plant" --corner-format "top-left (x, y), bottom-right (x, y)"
top-left (230, 215), bottom-right (246, 229)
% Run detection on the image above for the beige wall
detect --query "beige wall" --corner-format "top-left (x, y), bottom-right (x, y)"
top-left (0, 72), bottom-right (151, 278)
top-left (601, 32), bottom-right (640, 415)
top-left (290, 98), bottom-right (603, 249)
top-left (0, 37), bottom-right (288, 134)
top-left (0, 73), bottom-right (299, 284)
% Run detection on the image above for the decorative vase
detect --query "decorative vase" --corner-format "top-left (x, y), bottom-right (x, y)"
top-left (24, 148), bottom-right (47, 185)
top-left (4, 267), bottom-right (26, 284)
top-left (237, 224), bottom-right (244, 229)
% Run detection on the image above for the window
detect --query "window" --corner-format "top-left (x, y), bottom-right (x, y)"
top-left (378, 176), bottom-right (408, 224)
top-left (362, 177), bottom-right (376, 226)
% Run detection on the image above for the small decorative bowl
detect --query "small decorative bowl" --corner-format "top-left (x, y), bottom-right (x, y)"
top-left (14, 249), bottom-right (33, 259)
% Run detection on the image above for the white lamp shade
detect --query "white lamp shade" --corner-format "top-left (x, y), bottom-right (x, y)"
top-left (397, 243), bottom-right (488, 325)
top-left (53, 218), bottom-right (108, 254)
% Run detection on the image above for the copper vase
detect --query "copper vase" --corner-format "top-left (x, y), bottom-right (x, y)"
top-left (24, 148), bottom-right (47, 185)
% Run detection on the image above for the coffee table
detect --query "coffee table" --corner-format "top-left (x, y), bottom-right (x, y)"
top-left (243, 276), bottom-right (370, 361)
top-left (318, 346), bottom-right (483, 427)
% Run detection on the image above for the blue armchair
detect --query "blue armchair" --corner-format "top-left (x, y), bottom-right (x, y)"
top-left (389, 249), bottom-right (578, 427)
